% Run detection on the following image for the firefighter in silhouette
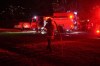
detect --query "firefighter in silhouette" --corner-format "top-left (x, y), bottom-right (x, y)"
top-left (45, 18), bottom-right (55, 51)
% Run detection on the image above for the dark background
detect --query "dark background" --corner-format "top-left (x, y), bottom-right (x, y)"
top-left (0, 0), bottom-right (53, 28)
top-left (0, 0), bottom-right (100, 28)
top-left (0, 0), bottom-right (100, 18)
top-left (0, 0), bottom-right (53, 16)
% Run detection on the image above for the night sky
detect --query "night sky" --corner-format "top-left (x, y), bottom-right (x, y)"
top-left (0, 0), bottom-right (53, 28)
top-left (0, 0), bottom-right (100, 21)
top-left (0, 0), bottom-right (53, 16)
top-left (0, 0), bottom-right (100, 28)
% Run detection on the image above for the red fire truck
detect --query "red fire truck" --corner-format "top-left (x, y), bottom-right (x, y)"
top-left (43, 12), bottom-right (79, 33)
top-left (14, 16), bottom-right (38, 31)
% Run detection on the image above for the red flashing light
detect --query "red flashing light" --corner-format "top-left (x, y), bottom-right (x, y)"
top-left (96, 30), bottom-right (100, 34)
top-left (69, 14), bottom-right (74, 19)
top-left (69, 15), bottom-right (73, 19)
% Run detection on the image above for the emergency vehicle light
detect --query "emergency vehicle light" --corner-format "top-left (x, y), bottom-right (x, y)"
top-left (96, 30), bottom-right (100, 34)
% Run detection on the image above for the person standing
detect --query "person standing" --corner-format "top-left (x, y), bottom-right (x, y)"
top-left (45, 18), bottom-right (55, 51)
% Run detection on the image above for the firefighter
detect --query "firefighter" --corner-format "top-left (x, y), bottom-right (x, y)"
top-left (45, 18), bottom-right (55, 51)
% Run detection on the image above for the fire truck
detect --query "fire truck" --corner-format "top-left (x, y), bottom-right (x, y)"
top-left (42, 0), bottom-right (79, 33)
top-left (43, 12), bottom-right (79, 33)
top-left (14, 16), bottom-right (38, 31)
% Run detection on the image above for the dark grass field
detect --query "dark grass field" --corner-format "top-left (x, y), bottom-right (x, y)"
top-left (0, 32), bottom-right (100, 66)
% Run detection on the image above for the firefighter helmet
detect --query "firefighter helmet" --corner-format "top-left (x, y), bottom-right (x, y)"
top-left (46, 18), bottom-right (52, 23)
